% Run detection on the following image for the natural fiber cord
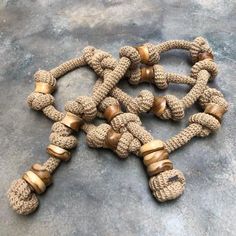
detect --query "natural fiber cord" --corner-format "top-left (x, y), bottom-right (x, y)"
top-left (7, 37), bottom-right (228, 215)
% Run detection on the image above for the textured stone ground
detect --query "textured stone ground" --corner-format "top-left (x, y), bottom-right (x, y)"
top-left (0, 0), bottom-right (236, 235)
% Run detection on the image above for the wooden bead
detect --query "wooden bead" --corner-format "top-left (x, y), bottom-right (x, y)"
top-left (105, 129), bottom-right (122, 150)
top-left (198, 52), bottom-right (214, 61)
top-left (47, 144), bottom-right (71, 161)
top-left (204, 103), bottom-right (226, 122)
top-left (104, 105), bottom-right (122, 122)
top-left (140, 140), bottom-right (164, 157)
top-left (140, 66), bottom-right (154, 83)
top-left (147, 159), bottom-right (173, 177)
top-left (61, 112), bottom-right (83, 131)
top-left (143, 149), bottom-right (169, 167)
top-left (35, 82), bottom-right (55, 94)
top-left (31, 164), bottom-right (52, 187)
top-left (152, 96), bottom-right (167, 117)
top-left (135, 45), bottom-right (149, 64)
top-left (22, 171), bottom-right (46, 194)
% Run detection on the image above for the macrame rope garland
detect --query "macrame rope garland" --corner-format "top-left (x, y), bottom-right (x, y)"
top-left (7, 37), bottom-right (228, 215)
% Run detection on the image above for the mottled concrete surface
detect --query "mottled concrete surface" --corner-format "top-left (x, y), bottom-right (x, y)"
top-left (0, 0), bottom-right (236, 235)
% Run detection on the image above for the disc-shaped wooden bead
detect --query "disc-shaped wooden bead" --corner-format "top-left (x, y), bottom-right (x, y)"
top-left (198, 52), bottom-right (214, 61)
top-left (22, 171), bottom-right (46, 194)
top-left (31, 164), bottom-right (52, 186)
top-left (135, 45), bottom-right (149, 64)
top-left (147, 159), bottom-right (173, 177)
top-left (204, 103), bottom-right (226, 122)
top-left (35, 82), bottom-right (55, 94)
top-left (140, 66), bottom-right (154, 83)
top-left (61, 112), bottom-right (83, 131)
top-left (105, 129), bottom-right (122, 150)
top-left (143, 149), bottom-right (169, 167)
top-left (47, 144), bottom-right (71, 161)
top-left (140, 140), bottom-right (164, 157)
top-left (104, 105), bottom-right (122, 122)
top-left (152, 96), bottom-right (167, 117)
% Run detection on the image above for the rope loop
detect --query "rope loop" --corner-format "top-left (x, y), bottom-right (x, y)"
top-left (191, 59), bottom-right (218, 80)
top-left (153, 65), bottom-right (168, 89)
top-left (27, 92), bottom-right (54, 110)
top-left (119, 46), bottom-right (141, 68)
top-left (111, 113), bottom-right (141, 132)
top-left (127, 90), bottom-right (154, 114)
top-left (190, 36), bottom-right (213, 63)
top-left (160, 95), bottom-right (185, 121)
top-left (189, 112), bottom-right (221, 137)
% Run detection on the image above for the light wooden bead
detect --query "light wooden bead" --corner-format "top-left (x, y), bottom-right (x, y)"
top-left (47, 144), bottom-right (71, 161)
top-left (22, 171), bottom-right (46, 194)
top-left (31, 164), bottom-right (52, 187)
top-left (104, 105), bottom-right (122, 122)
top-left (105, 129), bottom-right (122, 150)
top-left (35, 82), bottom-right (55, 94)
top-left (135, 45), bottom-right (149, 64)
top-left (143, 149), bottom-right (169, 167)
top-left (152, 96), bottom-right (167, 117)
top-left (204, 103), bottom-right (226, 122)
top-left (140, 140), bottom-right (165, 157)
top-left (61, 112), bottom-right (83, 131)
top-left (198, 52), bottom-right (214, 61)
top-left (140, 66), bottom-right (154, 83)
top-left (147, 159), bottom-right (173, 177)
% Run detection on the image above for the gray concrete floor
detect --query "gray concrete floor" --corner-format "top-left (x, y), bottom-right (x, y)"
top-left (0, 0), bottom-right (236, 235)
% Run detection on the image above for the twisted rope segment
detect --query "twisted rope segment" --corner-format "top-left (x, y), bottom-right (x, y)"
top-left (8, 37), bottom-right (228, 214)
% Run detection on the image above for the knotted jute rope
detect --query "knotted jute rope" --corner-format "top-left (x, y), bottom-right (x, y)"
top-left (7, 37), bottom-right (228, 214)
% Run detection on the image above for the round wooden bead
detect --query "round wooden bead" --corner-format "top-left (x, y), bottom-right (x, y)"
top-left (135, 45), bottom-right (149, 64)
top-left (198, 52), bottom-right (214, 61)
top-left (143, 149), bottom-right (169, 167)
top-left (152, 96), bottom-right (167, 117)
top-left (31, 164), bottom-right (52, 187)
top-left (147, 159), bottom-right (173, 177)
top-left (140, 66), bottom-right (154, 83)
top-left (104, 105), bottom-right (122, 122)
top-left (105, 129), bottom-right (122, 150)
top-left (204, 103), bottom-right (226, 122)
top-left (22, 171), bottom-right (46, 194)
top-left (47, 144), bottom-right (71, 161)
top-left (140, 140), bottom-right (165, 157)
top-left (35, 82), bottom-right (55, 94)
top-left (61, 112), bottom-right (83, 131)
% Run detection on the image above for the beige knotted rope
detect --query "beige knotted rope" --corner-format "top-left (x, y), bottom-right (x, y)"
top-left (7, 37), bottom-right (228, 215)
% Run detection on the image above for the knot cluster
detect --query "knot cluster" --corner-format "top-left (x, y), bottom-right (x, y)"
top-left (7, 37), bottom-right (228, 215)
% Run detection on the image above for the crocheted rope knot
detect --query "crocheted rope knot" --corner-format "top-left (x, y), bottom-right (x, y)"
top-left (191, 59), bottom-right (218, 80)
top-left (143, 43), bottom-right (160, 65)
top-left (153, 65), bottom-right (168, 89)
top-left (199, 88), bottom-right (228, 111)
top-left (34, 70), bottom-right (56, 86)
top-left (90, 50), bottom-right (113, 77)
top-left (111, 113), bottom-right (142, 132)
top-left (27, 92), bottom-right (55, 110)
top-left (86, 123), bottom-right (111, 148)
top-left (8, 178), bottom-right (39, 215)
top-left (190, 37), bottom-right (213, 63)
top-left (115, 131), bottom-right (141, 158)
top-left (126, 90), bottom-right (154, 114)
top-left (189, 112), bottom-right (221, 137)
top-left (119, 46), bottom-right (141, 68)
top-left (49, 122), bottom-right (77, 149)
top-left (128, 67), bottom-right (141, 85)
top-left (160, 95), bottom-right (185, 121)
top-left (98, 97), bottom-right (119, 113)
top-left (149, 169), bottom-right (185, 202)
top-left (65, 96), bottom-right (97, 121)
